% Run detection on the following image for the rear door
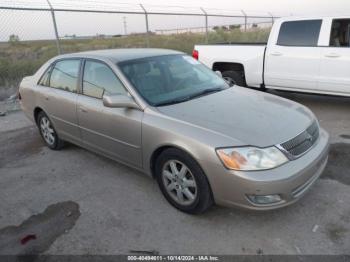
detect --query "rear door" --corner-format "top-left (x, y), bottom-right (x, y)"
top-left (77, 59), bottom-right (143, 167)
top-left (38, 59), bottom-right (81, 144)
top-left (265, 19), bottom-right (323, 91)
top-left (318, 18), bottom-right (350, 94)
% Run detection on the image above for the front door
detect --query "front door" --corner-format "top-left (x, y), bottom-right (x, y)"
top-left (77, 59), bottom-right (143, 167)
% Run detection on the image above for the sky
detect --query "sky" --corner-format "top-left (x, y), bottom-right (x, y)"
top-left (1, 0), bottom-right (350, 41)
top-left (120, 0), bottom-right (350, 16)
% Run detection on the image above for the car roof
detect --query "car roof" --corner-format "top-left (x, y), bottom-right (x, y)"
top-left (57, 48), bottom-right (185, 63)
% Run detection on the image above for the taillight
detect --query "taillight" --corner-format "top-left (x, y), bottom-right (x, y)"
top-left (192, 49), bottom-right (199, 60)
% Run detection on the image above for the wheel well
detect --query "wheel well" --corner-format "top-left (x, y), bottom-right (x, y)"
top-left (212, 62), bottom-right (246, 86)
top-left (150, 146), bottom-right (173, 178)
top-left (34, 107), bottom-right (43, 125)
top-left (150, 145), bottom-right (200, 178)
top-left (212, 62), bottom-right (245, 74)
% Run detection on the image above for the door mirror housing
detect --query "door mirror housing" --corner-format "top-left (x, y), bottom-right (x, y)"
top-left (103, 94), bottom-right (140, 109)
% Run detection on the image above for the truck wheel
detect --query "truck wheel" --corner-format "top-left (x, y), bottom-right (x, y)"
top-left (222, 71), bottom-right (245, 87)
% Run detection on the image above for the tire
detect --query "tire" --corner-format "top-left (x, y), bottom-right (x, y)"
top-left (155, 148), bottom-right (213, 214)
top-left (37, 111), bottom-right (64, 150)
top-left (222, 70), bottom-right (245, 87)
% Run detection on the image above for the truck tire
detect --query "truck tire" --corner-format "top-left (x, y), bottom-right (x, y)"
top-left (222, 70), bottom-right (245, 87)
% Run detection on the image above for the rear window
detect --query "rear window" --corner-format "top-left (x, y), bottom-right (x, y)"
top-left (277, 20), bottom-right (322, 46)
top-left (50, 59), bottom-right (81, 93)
top-left (329, 19), bottom-right (350, 47)
top-left (38, 66), bottom-right (52, 86)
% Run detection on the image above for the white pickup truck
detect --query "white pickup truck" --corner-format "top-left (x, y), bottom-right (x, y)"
top-left (193, 16), bottom-right (350, 97)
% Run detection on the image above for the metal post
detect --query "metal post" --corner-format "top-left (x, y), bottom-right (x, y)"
top-left (241, 10), bottom-right (247, 32)
top-left (268, 12), bottom-right (274, 25)
top-left (123, 16), bottom-right (127, 35)
top-left (46, 0), bottom-right (61, 54)
top-left (140, 4), bottom-right (150, 47)
top-left (200, 7), bottom-right (208, 43)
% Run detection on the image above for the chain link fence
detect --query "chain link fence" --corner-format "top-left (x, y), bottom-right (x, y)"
top-left (0, 0), bottom-right (287, 109)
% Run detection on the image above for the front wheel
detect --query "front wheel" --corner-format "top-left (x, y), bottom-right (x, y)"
top-left (155, 148), bottom-right (213, 214)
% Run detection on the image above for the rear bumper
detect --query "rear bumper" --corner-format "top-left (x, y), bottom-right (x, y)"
top-left (203, 128), bottom-right (329, 210)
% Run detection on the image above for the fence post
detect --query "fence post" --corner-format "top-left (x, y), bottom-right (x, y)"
top-left (46, 0), bottom-right (61, 54)
top-left (140, 4), bottom-right (150, 48)
top-left (200, 7), bottom-right (208, 43)
top-left (241, 10), bottom-right (247, 32)
top-left (268, 12), bottom-right (275, 25)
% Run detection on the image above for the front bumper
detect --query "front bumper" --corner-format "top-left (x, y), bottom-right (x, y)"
top-left (203, 128), bottom-right (330, 210)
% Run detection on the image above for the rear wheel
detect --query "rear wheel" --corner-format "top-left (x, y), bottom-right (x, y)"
top-left (37, 111), bottom-right (64, 150)
top-left (155, 148), bottom-right (213, 214)
top-left (222, 70), bottom-right (245, 86)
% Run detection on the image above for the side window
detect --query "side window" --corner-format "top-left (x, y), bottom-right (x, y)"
top-left (330, 19), bottom-right (350, 47)
top-left (50, 59), bottom-right (80, 93)
top-left (277, 20), bottom-right (322, 46)
top-left (38, 65), bottom-right (52, 86)
top-left (83, 60), bottom-right (127, 99)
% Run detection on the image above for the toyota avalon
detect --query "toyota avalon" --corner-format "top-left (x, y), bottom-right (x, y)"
top-left (19, 49), bottom-right (329, 214)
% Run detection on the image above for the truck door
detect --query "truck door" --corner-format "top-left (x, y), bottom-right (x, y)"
top-left (264, 19), bottom-right (323, 91)
top-left (318, 18), bottom-right (350, 95)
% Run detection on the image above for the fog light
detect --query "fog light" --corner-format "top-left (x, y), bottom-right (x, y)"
top-left (247, 194), bottom-right (282, 205)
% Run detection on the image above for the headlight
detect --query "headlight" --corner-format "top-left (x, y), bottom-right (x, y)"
top-left (216, 146), bottom-right (288, 171)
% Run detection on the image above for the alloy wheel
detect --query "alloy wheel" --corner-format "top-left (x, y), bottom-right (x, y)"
top-left (40, 116), bottom-right (55, 146)
top-left (162, 160), bottom-right (198, 206)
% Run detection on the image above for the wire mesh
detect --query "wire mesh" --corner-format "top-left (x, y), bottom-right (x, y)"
top-left (0, 1), bottom-right (279, 97)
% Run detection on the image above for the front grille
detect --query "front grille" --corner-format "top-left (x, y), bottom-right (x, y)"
top-left (280, 121), bottom-right (319, 158)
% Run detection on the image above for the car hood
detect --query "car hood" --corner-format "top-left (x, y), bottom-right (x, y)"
top-left (156, 87), bottom-right (315, 147)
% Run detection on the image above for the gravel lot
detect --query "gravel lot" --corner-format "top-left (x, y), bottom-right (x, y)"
top-left (0, 91), bottom-right (349, 255)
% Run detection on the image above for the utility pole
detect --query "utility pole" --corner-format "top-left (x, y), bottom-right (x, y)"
top-left (123, 16), bottom-right (127, 35)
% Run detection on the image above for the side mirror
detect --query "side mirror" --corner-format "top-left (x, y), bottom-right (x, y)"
top-left (103, 94), bottom-right (140, 109)
top-left (215, 70), bottom-right (222, 78)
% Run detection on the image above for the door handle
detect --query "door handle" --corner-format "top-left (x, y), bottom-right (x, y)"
top-left (44, 96), bottom-right (49, 101)
top-left (270, 51), bottom-right (283, 56)
top-left (325, 53), bottom-right (340, 58)
top-left (79, 106), bottom-right (88, 113)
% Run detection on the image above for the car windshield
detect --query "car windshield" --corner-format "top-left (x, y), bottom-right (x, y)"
top-left (118, 54), bottom-right (229, 106)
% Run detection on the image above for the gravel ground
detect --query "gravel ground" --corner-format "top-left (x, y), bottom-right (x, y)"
top-left (0, 91), bottom-right (349, 255)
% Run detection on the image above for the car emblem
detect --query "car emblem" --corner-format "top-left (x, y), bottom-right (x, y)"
top-left (306, 133), bottom-right (313, 142)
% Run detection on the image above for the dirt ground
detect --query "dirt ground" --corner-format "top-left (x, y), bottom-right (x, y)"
top-left (0, 91), bottom-right (349, 255)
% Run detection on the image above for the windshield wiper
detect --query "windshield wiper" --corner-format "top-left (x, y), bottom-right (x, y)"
top-left (155, 87), bottom-right (225, 107)
top-left (155, 96), bottom-right (193, 107)
top-left (187, 87), bottom-right (225, 100)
